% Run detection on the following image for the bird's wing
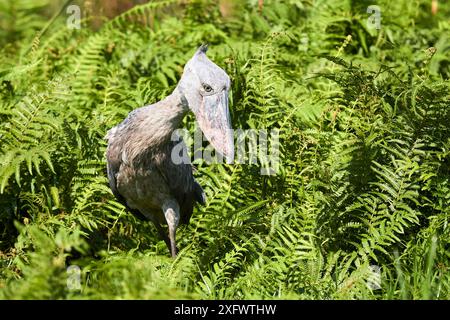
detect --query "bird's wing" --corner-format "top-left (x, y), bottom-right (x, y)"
top-left (106, 130), bottom-right (147, 221)
top-left (106, 139), bottom-right (122, 202)
top-left (155, 140), bottom-right (205, 225)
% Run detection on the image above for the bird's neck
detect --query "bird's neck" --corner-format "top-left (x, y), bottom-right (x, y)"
top-left (137, 88), bottom-right (189, 147)
top-left (157, 89), bottom-right (189, 130)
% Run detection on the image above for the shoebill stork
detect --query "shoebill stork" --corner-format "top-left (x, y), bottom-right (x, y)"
top-left (105, 45), bottom-right (234, 258)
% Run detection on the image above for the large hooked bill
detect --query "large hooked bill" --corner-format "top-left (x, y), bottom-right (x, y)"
top-left (194, 89), bottom-right (234, 163)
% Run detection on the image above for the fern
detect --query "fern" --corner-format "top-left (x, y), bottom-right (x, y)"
top-left (0, 77), bottom-right (69, 192)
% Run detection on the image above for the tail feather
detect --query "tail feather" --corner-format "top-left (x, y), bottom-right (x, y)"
top-left (193, 180), bottom-right (206, 205)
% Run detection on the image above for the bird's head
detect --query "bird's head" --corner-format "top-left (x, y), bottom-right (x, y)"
top-left (177, 45), bottom-right (234, 162)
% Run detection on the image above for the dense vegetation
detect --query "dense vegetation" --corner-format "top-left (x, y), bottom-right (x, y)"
top-left (0, 0), bottom-right (449, 299)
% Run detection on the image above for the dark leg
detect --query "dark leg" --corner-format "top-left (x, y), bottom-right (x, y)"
top-left (162, 200), bottom-right (180, 258)
top-left (168, 225), bottom-right (178, 258)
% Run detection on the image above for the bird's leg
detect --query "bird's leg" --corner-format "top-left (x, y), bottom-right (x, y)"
top-left (162, 200), bottom-right (180, 258)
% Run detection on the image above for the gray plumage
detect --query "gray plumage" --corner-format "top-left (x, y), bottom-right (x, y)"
top-left (105, 45), bottom-right (233, 257)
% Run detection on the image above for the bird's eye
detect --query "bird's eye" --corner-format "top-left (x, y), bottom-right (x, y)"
top-left (203, 84), bottom-right (213, 92)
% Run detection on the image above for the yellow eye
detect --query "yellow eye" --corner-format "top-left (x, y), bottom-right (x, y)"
top-left (203, 84), bottom-right (213, 92)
